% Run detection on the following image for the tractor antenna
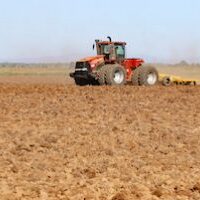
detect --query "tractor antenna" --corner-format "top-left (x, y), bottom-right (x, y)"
top-left (107, 36), bottom-right (112, 42)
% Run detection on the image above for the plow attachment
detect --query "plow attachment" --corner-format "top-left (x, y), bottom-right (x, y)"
top-left (159, 74), bottom-right (199, 86)
top-left (159, 74), bottom-right (200, 86)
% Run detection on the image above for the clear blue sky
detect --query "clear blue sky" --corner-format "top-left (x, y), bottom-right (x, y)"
top-left (0, 0), bottom-right (199, 63)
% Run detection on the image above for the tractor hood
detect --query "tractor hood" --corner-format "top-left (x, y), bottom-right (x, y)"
top-left (79, 55), bottom-right (104, 62)
top-left (79, 55), bottom-right (105, 69)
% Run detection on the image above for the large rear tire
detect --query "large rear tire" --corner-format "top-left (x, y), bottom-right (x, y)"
top-left (105, 64), bottom-right (126, 86)
top-left (139, 66), bottom-right (158, 86)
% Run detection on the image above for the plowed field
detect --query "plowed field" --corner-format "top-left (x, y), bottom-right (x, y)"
top-left (0, 80), bottom-right (200, 200)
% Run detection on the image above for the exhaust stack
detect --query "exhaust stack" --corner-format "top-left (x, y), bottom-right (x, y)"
top-left (107, 36), bottom-right (112, 42)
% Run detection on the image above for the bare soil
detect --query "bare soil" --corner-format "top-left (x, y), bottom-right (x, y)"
top-left (0, 76), bottom-right (200, 200)
top-left (0, 75), bottom-right (72, 85)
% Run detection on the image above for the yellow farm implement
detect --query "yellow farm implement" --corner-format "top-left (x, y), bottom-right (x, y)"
top-left (159, 74), bottom-right (199, 86)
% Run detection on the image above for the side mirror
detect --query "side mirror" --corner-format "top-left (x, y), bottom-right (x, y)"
top-left (92, 44), bottom-right (95, 50)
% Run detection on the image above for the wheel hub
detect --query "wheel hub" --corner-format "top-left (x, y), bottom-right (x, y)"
top-left (114, 70), bottom-right (124, 84)
top-left (147, 73), bottom-right (157, 85)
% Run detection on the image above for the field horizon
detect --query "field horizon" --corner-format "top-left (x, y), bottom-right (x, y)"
top-left (0, 62), bottom-right (200, 83)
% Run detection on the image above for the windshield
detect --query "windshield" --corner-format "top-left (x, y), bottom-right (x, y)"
top-left (116, 45), bottom-right (125, 57)
top-left (98, 44), bottom-right (125, 61)
top-left (103, 45), bottom-right (111, 54)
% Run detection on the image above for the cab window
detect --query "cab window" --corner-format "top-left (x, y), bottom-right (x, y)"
top-left (103, 45), bottom-right (111, 54)
top-left (116, 45), bottom-right (125, 56)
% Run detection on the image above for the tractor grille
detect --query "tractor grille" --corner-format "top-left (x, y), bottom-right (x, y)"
top-left (75, 62), bottom-right (91, 72)
top-left (74, 62), bottom-right (91, 79)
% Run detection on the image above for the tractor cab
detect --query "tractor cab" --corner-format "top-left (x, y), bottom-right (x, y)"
top-left (95, 37), bottom-right (126, 64)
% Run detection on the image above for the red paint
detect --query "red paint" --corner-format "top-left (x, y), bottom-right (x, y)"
top-left (122, 58), bottom-right (144, 80)
top-left (77, 39), bottom-right (145, 82)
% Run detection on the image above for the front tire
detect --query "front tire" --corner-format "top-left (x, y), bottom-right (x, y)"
top-left (98, 66), bottom-right (107, 85)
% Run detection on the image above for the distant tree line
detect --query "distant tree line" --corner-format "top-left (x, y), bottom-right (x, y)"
top-left (0, 61), bottom-right (199, 68)
top-left (0, 62), bottom-right (75, 68)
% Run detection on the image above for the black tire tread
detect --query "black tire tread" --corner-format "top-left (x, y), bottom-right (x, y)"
top-left (105, 64), bottom-right (126, 85)
top-left (98, 66), bottom-right (107, 85)
top-left (131, 67), bottom-right (141, 85)
top-left (138, 66), bottom-right (158, 86)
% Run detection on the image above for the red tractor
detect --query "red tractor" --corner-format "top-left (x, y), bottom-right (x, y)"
top-left (70, 37), bottom-right (158, 86)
